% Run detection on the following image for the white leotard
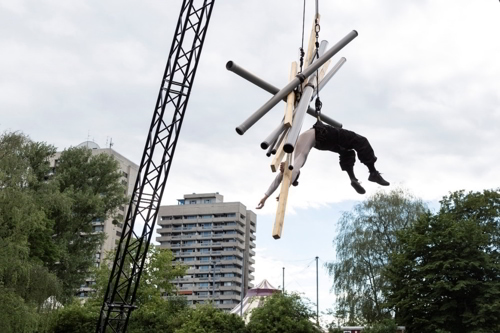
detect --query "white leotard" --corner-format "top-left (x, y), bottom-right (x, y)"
top-left (264, 128), bottom-right (316, 197)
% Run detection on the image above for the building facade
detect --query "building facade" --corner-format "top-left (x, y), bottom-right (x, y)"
top-left (51, 141), bottom-right (139, 299)
top-left (156, 193), bottom-right (256, 311)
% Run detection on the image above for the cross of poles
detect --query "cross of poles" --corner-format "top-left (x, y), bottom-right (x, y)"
top-left (227, 9), bottom-right (358, 239)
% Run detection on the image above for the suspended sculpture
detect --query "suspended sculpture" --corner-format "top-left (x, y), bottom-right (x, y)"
top-left (227, 2), bottom-right (389, 239)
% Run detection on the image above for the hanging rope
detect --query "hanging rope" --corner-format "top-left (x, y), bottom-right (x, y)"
top-left (314, 10), bottom-right (322, 121)
top-left (299, 0), bottom-right (306, 74)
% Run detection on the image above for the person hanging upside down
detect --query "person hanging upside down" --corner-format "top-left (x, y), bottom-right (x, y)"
top-left (256, 120), bottom-right (389, 209)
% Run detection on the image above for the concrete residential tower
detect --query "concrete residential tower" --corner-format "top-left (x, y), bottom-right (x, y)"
top-left (157, 193), bottom-right (257, 311)
top-left (51, 141), bottom-right (139, 298)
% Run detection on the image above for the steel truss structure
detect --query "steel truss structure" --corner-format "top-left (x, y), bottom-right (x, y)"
top-left (97, 1), bottom-right (215, 332)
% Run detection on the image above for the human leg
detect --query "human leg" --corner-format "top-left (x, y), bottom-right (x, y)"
top-left (339, 149), bottom-right (365, 194)
top-left (336, 129), bottom-right (389, 186)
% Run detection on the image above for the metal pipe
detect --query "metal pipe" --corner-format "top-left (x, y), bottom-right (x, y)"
top-left (266, 136), bottom-right (277, 157)
top-left (311, 57), bottom-right (347, 100)
top-left (282, 267), bottom-right (285, 293)
top-left (262, 123), bottom-right (287, 150)
top-left (316, 256), bottom-right (319, 325)
top-left (288, 149), bottom-right (295, 170)
top-left (226, 61), bottom-right (343, 130)
top-left (240, 252), bottom-right (245, 317)
top-left (315, 0), bottom-right (319, 17)
top-left (284, 79), bottom-right (316, 153)
top-left (272, 128), bottom-right (288, 155)
top-left (234, 30), bottom-right (358, 135)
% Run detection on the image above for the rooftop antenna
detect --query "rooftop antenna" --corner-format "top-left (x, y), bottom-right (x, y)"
top-left (109, 138), bottom-right (114, 148)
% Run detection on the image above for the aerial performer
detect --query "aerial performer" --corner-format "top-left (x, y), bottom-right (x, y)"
top-left (256, 120), bottom-right (389, 209)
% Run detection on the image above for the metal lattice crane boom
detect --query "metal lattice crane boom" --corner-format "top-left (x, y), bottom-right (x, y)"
top-left (97, 1), bottom-right (215, 332)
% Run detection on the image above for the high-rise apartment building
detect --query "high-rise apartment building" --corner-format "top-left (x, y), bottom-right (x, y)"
top-left (156, 193), bottom-right (256, 311)
top-left (51, 141), bottom-right (139, 299)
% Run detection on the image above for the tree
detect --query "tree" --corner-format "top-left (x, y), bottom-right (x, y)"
top-left (175, 304), bottom-right (246, 333)
top-left (47, 246), bottom-right (188, 333)
top-left (0, 131), bottom-right (127, 332)
top-left (326, 188), bottom-right (428, 325)
top-left (384, 189), bottom-right (500, 333)
top-left (246, 292), bottom-right (319, 333)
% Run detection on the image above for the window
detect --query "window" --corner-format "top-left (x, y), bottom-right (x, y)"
top-left (223, 282), bottom-right (232, 286)
top-left (121, 179), bottom-right (127, 186)
top-left (200, 257), bottom-right (210, 261)
top-left (186, 215), bottom-right (197, 219)
top-left (173, 216), bottom-right (182, 220)
top-left (225, 273), bottom-right (234, 277)
top-left (202, 223), bottom-right (212, 229)
top-left (122, 171), bottom-right (128, 178)
top-left (199, 282), bottom-right (209, 287)
top-left (199, 266), bottom-right (210, 271)
top-left (226, 222), bottom-right (236, 226)
top-left (204, 199), bottom-right (212, 204)
top-left (92, 218), bottom-right (102, 223)
top-left (190, 200), bottom-right (196, 204)
top-left (201, 231), bottom-right (211, 236)
top-left (227, 213), bottom-right (236, 217)
top-left (200, 249), bottom-right (210, 253)
top-left (184, 257), bottom-right (195, 262)
top-left (116, 231), bottom-right (122, 237)
top-left (201, 214), bottom-right (212, 219)
top-left (93, 226), bottom-right (103, 232)
top-left (178, 199), bottom-right (185, 205)
top-left (240, 214), bottom-right (245, 219)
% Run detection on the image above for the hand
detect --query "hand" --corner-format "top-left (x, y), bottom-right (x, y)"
top-left (279, 162), bottom-right (285, 173)
top-left (256, 196), bottom-right (268, 209)
top-left (276, 195), bottom-right (280, 201)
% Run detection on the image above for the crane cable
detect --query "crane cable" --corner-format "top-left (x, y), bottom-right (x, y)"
top-left (298, 0), bottom-right (323, 121)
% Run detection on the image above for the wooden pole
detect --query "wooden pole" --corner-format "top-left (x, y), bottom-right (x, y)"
top-left (272, 159), bottom-right (292, 239)
top-left (284, 61), bottom-right (297, 128)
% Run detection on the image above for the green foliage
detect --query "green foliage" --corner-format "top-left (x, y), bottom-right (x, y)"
top-left (384, 189), bottom-right (500, 333)
top-left (363, 319), bottom-right (398, 333)
top-left (326, 188), bottom-right (427, 325)
top-left (175, 304), bottom-right (246, 333)
top-left (0, 131), bottom-right (127, 332)
top-left (48, 301), bottom-right (98, 333)
top-left (246, 292), bottom-right (319, 333)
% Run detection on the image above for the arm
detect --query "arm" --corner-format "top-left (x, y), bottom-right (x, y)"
top-left (256, 172), bottom-right (283, 209)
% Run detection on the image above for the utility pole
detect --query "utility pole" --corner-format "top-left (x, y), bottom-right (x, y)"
top-left (282, 267), bottom-right (285, 293)
top-left (212, 260), bottom-right (217, 303)
top-left (316, 256), bottom-right (319, 325)
top-left (240, 250), bottom-right (245, 317)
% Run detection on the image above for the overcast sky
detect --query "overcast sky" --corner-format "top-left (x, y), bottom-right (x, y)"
top-left (1, 0), bottom-right (499, 326)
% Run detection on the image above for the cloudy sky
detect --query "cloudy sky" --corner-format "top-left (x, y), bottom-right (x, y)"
top-left (1, 0), bottom-right (499, 325)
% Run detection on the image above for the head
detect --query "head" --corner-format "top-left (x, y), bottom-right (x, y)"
top-left (292, 171), bottom-right (300, 187)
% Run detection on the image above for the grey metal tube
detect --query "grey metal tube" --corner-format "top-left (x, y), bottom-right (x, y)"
top-left (235, 30), bottom-right (358, 135)
top-left (272, 128), bottom-right (288, 155)
top-left (288, 148), bottom-right (295, 170)
top-left (266, 136), bottom-right (277, 157)
top-left (284, 82), bottom-right (316, 153)
top-left (311, 57), bottom-right (347, 100)
top-left (262, 122), bottom-right (287, 150)
top-left (226, 61), bottom-right (343, 131)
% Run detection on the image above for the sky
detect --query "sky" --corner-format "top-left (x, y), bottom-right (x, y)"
top-left (1, 0), bottom-right (500, 326)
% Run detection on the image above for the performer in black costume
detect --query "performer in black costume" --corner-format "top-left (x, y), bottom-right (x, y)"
top-left (256, 121), bottom-right (389, 209)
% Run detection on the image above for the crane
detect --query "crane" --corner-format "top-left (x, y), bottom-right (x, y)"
top-left (96, 1), bottom-right (216, 332)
